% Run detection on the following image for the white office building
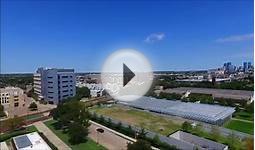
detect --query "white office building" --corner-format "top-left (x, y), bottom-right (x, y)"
top-left (34, 68), bottom-right (76, 104)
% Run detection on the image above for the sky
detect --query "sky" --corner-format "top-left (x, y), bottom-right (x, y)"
top-left (1, 0), bottom-right (254, 73)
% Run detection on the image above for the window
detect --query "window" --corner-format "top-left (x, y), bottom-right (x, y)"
top-left (14, 102), bottom-right (19, 107)
top-left (70, 76), bottom-right (73, 78)
top-left (14, 98), bottom-right (19, 101)
top-left (62, 81), bottom-right (68, 83)
top-left (62, 76), bottom-right (68, 78)
top-left (48, 86), bottom-right (53, 89)
top-left (47, 76), bottom-right (53, 79)
top-left (62, 85), bottom-right (68, 88)
top-left (48, 81), bottom-right (53, 84)
top-left (62, 90), bottom-right (68, 92)
top-left (63, 94), bottom-right (69, 97)
top-left (48, 96), bottom-right (53, 99)
top-left (48, 91), bottom-right (54, 93)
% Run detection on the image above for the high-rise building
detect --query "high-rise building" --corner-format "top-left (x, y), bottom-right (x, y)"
top-left (0, 87), bottom-right (27, 118)
top-left (34, 68), bottom-right (76, 104)
top-left (243, 62), bottom-right (248, 72)
top-left (223, 62), bottom-right (235, 73)
top-left (248, 62), bottom-right (252, 69)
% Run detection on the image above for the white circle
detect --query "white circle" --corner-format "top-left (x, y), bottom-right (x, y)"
top-left (101, 49), bottom-right (153, 101)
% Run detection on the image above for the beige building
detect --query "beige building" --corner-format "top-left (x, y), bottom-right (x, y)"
top-left (0, 87), bottom-right (27, 118)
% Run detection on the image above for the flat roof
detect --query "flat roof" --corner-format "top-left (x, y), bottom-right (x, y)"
top-left (170, 131), bottom-right (227, 150)
top-left (120, 96), bottom-right (235, 122)
top-left (13, 132), bottom-right (51, 150)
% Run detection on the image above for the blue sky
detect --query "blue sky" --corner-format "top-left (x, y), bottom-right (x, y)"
top-left (1, 0), bottom-right (254, 73)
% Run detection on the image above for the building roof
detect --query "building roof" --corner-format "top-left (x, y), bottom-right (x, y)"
top-left (120, 96), bottom-right (235, 123)
top-left (170, 131), bottom-right (227, 150)
top-left (13, 132), bottom-right (51, 150)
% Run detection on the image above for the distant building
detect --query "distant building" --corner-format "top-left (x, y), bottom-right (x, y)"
top-left (34, 68), bottom-right (76, 104)
top-left (248, 62), bottom-right (252, 69)
top-left (76, 83), bottom-right (104, 97)
top-left (223, 62), bottom-right (235, 74)
top-left (0, 87), bottom-right (27, 118)
top-left (13, 132), bottom-right (51, 150)
top-left (243, 62), bottom-right (248, 72)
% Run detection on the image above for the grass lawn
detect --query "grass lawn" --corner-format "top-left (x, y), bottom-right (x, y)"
top-left (0, 125), bottom-right (38, 142)
top-left (44, 120), bottom-right (105, 150)
top-left (90, 105), bottom-right (182, 135)
top-left (233, 111), bottom-right (254, 121)
top-left (25, 114), bottom-right (44, 120)
top-left (224, 119), bottom-right (254, 135)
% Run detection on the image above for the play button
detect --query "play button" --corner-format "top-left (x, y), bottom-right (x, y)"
top-left (101, 49), bottom-right (153, 101)
top-left (123, 63), bottom-right (135, 87)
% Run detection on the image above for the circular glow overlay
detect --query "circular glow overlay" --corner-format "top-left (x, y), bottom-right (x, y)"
top-left (101, 49), bottom-right (153, 101)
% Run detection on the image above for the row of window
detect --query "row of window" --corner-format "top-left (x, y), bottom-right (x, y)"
top-left (0, 100), bottom-right (9, 104)
top-left (60, 76), bottom-right (73, 78)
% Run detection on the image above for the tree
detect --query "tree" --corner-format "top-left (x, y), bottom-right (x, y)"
top-left (245, 138), bottom-right (254, 150)
top-left (181, 121), bottom-right (192, 132)
top-left (116, 122), bottom-right (122, 130)
top-left (68, 122), bottom-right (88, 144)
top-left (0, 105), bottom-right (6, 117)
top-left (227, 131), bottom-right (238, 149)
top-left (152, 134), bottom-right (161, 146)
top-left (4, 116), bottom-right (25, 131)
top-left (76, 87), bottom-right (90, 99)
top-left (127, 139), bottom-right (152, 150)
top-left (28, 102), bottom-right (38, 111)
top-left (137, 128), bottom-right (147, 139)
top-left (211, 126), bottom-right (220, 140)
top-left (51, 101), bottom-right (90, 130)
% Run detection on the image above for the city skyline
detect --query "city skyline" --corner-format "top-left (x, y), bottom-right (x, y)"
top-left (1, 0), bottom-right (254, 73)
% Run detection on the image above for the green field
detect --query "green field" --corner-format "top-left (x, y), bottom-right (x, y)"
top-left (90, 105), bottom-right (182, 135)
top-left (44, 120), bottom-right (105, 150)
top-left (224, 119), bottom-right (254, 135)
top-left (233, 111), bottom-right (254, 121)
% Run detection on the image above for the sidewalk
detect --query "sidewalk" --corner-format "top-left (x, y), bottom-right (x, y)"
top-left (34, 121), bottom-right (71, 150)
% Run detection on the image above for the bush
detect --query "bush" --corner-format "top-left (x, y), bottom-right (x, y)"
top-left (29, 102), bottom-right (38, 111)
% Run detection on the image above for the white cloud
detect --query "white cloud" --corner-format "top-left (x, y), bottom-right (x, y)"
top-left (216, 33), bottom-right (253, 43)
top-left (144, 33), bottom-right (165, 43)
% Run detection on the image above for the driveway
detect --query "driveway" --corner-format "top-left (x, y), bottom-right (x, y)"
top-left (88, 121), bottom-right (133, 150)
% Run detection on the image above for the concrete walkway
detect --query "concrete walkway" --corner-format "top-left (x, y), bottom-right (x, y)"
top-left (34, 121), bottom-right (71, 150)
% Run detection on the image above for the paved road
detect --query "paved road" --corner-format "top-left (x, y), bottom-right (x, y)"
top-left (34, 121), bottom-right (71, 150)
top-left (88, 121), bottom-right (132, 150)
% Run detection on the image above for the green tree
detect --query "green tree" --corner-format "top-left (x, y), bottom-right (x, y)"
top-left (181, 121), bottom-right (192, 132)
top-left (68, 122), bottom-right (88, 144)
top-left (152, 134), bottom-right (161, 146)
top-left (127, 139), bottom-right (152, 150)
top-left (211, 126), bottom-right (220, 140)
top-left (137, 128), bottom-right (147, 139)
top-left (28, 102), bottom-right (38, 111)
top-left (51, 101), bottom-right (90, 129)
top-left (0, 105), bottom-right (6, 117)
top-left (4, 116), bottom-right (25, 131)
top-left (76, 87), bottom-right (90, 99)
